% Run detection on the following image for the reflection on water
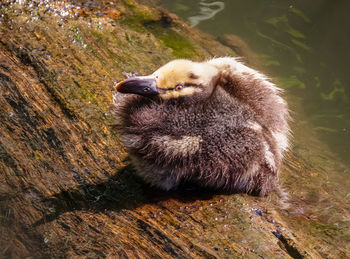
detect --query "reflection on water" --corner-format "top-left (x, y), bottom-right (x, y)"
top-left (162, 0), bottom-right (350, 167)
top-left (188, 1), bottom-right (224, 27)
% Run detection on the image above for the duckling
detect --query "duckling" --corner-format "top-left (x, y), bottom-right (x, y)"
top-left (113, 57), bottom-right (290, 196)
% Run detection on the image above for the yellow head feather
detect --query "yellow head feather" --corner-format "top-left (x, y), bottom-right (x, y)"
top-left (151, 59), bottom-right (218, 99)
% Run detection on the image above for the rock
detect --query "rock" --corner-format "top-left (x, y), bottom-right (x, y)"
top-left (218, 34), bottom-right (260, 68)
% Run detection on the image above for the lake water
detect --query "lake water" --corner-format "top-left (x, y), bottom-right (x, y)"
top-left (161, 0), bottom-right (350, 167)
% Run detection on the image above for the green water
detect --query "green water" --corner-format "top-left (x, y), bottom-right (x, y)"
top-left (161, 0), bottom-right (350, 166)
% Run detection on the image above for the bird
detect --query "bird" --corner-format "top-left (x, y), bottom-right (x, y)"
top-left (113, 57), bottom-right (290, 196)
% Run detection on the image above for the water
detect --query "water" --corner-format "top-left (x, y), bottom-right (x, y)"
top-left (161, 0), bottom-right (350, 167)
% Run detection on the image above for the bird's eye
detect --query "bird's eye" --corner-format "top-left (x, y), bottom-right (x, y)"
top-left (174, 84), bottom-right (183, 91)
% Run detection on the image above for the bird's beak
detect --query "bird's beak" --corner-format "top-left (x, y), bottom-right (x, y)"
top-left (116, 76), bottom-right (159, 97)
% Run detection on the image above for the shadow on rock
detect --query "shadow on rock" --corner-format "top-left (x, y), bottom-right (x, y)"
top-left (33, 163), bottom-right (217, 227)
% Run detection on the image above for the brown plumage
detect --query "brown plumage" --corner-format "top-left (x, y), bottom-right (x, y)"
top-left (113, 57), bottom-right (290, 196)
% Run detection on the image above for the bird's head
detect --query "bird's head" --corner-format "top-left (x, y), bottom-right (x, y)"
top-left (116, 59), bottom-right (219, 101)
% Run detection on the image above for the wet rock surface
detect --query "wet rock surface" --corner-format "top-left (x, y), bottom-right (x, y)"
top-left (0, 0), bottom-right (349, 258)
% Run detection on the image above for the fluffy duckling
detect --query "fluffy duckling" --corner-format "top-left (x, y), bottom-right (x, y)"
top-left (113, 57), bottom-right (289, 196)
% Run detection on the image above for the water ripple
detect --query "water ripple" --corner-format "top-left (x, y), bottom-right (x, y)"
top-left (188, 1), bottom-right (225, 27)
